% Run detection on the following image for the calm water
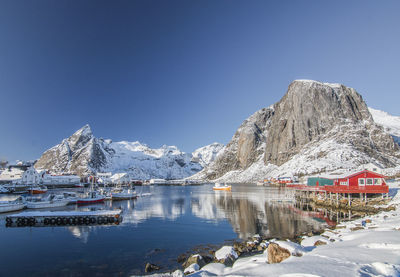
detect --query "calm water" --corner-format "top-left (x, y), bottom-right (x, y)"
top-left (0, 184), bottom-right (330, 276)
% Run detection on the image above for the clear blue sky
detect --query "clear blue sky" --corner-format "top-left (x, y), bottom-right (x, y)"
top-left (1, 0), bottom-right (400, 162)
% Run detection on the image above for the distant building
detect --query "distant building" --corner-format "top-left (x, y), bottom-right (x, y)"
top-left (97, 172), bottom-right (112, 184)
top-left (362, 163), bottom-right (383, 174)
top-left (0, 164), bottom-right (29, 184)
top-left (111, 173), bottom-right (130, 184)
top-left (21, 166), bottom-right (41, 185)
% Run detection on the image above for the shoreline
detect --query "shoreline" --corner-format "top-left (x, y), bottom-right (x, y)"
top-left (141, 186), bottom-right (400, 277)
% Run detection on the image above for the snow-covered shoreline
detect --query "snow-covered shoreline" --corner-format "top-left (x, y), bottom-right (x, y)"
top-left (142, 184), bottom-right (400, 277)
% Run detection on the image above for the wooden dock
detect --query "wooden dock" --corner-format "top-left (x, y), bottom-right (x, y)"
top-left (5, 209), bottom-right (122, 227)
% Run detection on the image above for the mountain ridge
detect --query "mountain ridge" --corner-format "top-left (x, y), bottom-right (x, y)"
top-left (196, 80), bottom-right (400, 182)
top-left (35, 125), bottom-right (224, 179)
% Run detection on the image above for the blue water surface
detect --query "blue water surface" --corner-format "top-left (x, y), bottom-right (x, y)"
top-left (0, 184), bottom-right (328, 276)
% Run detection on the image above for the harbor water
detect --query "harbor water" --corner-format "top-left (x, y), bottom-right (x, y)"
top-left (0, 184), bottom-right (331, 276)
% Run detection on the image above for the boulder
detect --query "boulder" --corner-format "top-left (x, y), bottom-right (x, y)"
top-left (144, 263), bottom-right (160, 273)
top-left (184, 263), bottom-right (199, 275)
top-left (252, 234), bottom-right (262, 243)
top-left (314, 240), bottom-right (328, 246)
top-left (214, 246), bottom-right (238, 266)
top-left (267, 243), bottom-right (291, 264)
top-left (182, 254), bottom-right (206, 268)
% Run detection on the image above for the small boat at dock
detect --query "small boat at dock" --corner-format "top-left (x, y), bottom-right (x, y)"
top-left (212, 183), bottom-right (232, 191)
top-left (25, 194), bottom-right (70, 209)
top-left (111, 187), bottom-right (137, 200)
top-left (77, 190), bottom-right (105, 205)
top-left (28, 185), bottom-right (48, 194)
top-left (0, 196), bottom-right (26, 213)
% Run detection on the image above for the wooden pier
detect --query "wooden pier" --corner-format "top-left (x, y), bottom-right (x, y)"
top-left (5, 210), bottom-right (123, 227)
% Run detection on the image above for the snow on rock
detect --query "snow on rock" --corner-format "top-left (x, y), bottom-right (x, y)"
top-left (139, 269), bottom-right (184, 277)
top-left (369, 107), bottom-right (400, 137)
top-left (275, 240), bottom-right (307, 256)
top-left (183, 263), bottom-right (199, 275)
top-left (191, 143), bottom-right (225, 167)
top-left (300, 236), bottom-right (330, 247)
top-left (215, 246), bottom-right (238, 260)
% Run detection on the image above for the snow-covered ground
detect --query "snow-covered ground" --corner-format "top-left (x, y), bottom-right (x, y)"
top-left (143, 186), bottom-right (400, 277)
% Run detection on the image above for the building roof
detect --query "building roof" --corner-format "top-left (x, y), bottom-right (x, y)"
top-left (338, 170), bottom-right (387, 180)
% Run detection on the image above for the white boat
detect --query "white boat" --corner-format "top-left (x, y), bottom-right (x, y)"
top-left (98, 188), bottom-right (112, 200)
top-left (0, 196), bottom-right (26, 213)
top-left (77, 190), bottom-right (105, 205)
top-left (213, 183), bottom-right (232, 191)
top-left (61, 192), bottom-right (79, 204)
top-left (0, 185), bottom-right (12, 194)
top-left (111, 187), bottom-right (137, 200)
top-left (26, 194), bottom-right (70, 209)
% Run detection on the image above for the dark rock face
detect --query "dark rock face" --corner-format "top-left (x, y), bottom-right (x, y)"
top-left (203, 80), bottom-right (400, 181)
top-left (203, 108), bottom-right (274, 180)
top-left (264, 80), bottom-right (373, 166)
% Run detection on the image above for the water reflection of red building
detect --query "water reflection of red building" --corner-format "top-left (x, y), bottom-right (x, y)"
top-left (289, 205), bottom-right (337, 227)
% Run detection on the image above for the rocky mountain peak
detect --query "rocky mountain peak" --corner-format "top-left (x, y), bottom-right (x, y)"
top-left (67, 124), bottom-right (94, 151)
top-left (265, 80), bottom-right (373, 166)
top-left (199, 80), bottom-right (400, 182)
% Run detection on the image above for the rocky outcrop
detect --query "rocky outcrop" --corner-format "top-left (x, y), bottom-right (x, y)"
top-left (35, 125), bottom-right (110, 175)
top-left (199, 107), bottom-right (274, 180)
top-left (201, 80), bottom-right (400, 181)
top-left (191, 143), bottom-right (225, 167)
top-left (265, 80), bottom-right (373, 166)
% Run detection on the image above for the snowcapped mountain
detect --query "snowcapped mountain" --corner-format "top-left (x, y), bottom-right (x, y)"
top-left (369, 107), bottom-right (400, 145)
top-left (195, 80), bottom-right (400, 182)
top-left (192, 143), bottom-right (225, 167)
top-left (35, 125), bottom-right (222, 179)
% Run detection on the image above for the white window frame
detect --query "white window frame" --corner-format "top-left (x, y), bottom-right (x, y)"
top-left (366, 178), bottom-right (374, 186)
top-left (374, 178), bottom-right (382, 185)
top-left (358, 178), bottom-right (365, 186)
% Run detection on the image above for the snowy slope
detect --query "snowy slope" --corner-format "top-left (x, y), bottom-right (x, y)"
top-left (369, 107), bottom-right (400, 144)
top-left (192, 143), bottom-right (225, 167)
top-left (35, 125), bottom-right (223, 179)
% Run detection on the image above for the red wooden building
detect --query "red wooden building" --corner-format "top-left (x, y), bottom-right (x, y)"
top-left (324, 170), bottom-right (388, 194)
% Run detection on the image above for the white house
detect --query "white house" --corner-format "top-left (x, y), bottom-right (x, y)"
top-left (0, 165), bottom-right (27, 184)
top-left (97, 172), bottom-right (112, 185)
top-left (111, 173), bottom-right (130, 184)
top-left (21, 166), bottom-right (41, 185)
top-left (362, 163), bottom-right (383, 174)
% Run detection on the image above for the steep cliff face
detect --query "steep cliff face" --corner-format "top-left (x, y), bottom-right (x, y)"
top-left (202, 80), bottom-right (400, 181)
top-left (264, 80), bottom-right (373, 166)
top-left (35, 125), bottom-right (218, 179)
top-left (199, 107), bottom-right (274, 180)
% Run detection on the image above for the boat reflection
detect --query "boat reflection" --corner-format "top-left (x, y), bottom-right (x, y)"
top-left (64, 185), bottom-right (338, 241)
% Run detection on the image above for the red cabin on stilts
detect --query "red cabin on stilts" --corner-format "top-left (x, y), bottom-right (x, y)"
top-left (324, 170), bottom-right (388, 194)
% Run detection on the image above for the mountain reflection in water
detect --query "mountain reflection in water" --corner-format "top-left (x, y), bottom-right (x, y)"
top-left (66, 185), bottom-right (329, 242)
top-left (0, 184), bottom-right (333, 276)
